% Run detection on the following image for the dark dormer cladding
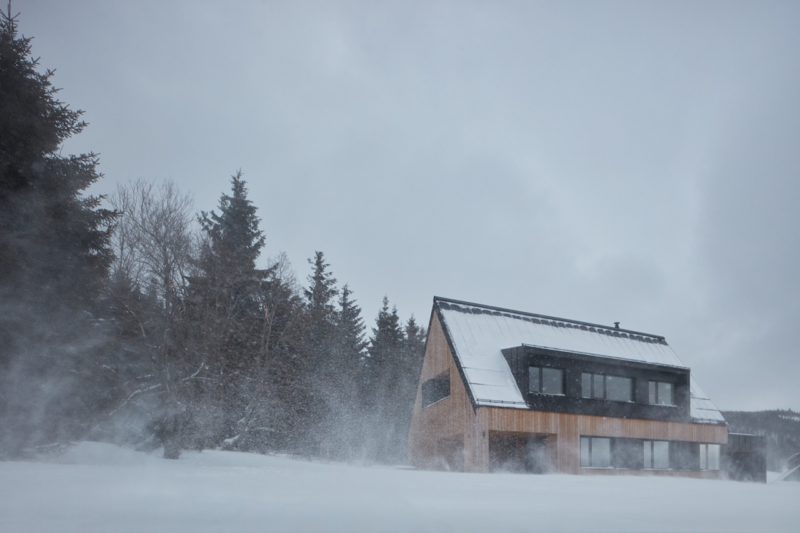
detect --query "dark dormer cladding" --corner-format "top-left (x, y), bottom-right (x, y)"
top-left (502, 345), bottom-right (691, 422)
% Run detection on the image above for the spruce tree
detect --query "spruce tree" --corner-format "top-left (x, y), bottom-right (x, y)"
top-left (188, 172), bottom-right (268, 447)
top-left (335, 285), bottom-right (368, 376)
top-left (301, 251), bottom-right (339, 455)
top-left (0, 9), bottom-right (115, 456)
top-left (0, 10), bottom-right (114, 301)
top-left (305, 251), bottom-right (338, 322)
top-left (246, 255), bottom-right (307, 452)
top-left (362, 297), bottom-right (405, 461)
top-left (198, 172), bottom-right (265, 281)
top-left (324, 283), bottom-right (367, 458)
top-left (392, 316), bottom-right (427, 459)
top-left (369, 297), bottom-right (404, 364)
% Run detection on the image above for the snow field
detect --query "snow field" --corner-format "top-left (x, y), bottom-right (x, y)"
top-left (0, 442), bottom-right (797, 533)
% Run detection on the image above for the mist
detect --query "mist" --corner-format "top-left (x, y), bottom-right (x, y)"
top-left (12, 1), bottom-right (799, 414)
top-left (3, 3), bottom-right (800, 531)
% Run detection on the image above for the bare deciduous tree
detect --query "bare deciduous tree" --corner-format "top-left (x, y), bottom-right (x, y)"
top-left (105, 180), bottom-right (199, 458)
top-left (110, 179), bottom-right (194, 309)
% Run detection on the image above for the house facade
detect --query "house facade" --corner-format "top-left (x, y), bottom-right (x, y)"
top-left (409, 297), bottom-right (729, 477)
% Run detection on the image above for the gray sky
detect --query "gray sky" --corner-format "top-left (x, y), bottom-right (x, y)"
top-left (18, 0), bottom-right (800, 411)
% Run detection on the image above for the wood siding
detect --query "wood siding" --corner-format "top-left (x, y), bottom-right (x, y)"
top-left (408, 306), bottom-right (728, 478)
top-left (487, 409), bottom-right (728, 443)
top-left (408, 312), bottom-right (473, 470)
top-left (487, 407), bottom-right (727, 474)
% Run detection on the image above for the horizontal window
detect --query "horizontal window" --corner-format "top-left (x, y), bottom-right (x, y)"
top-left (581, 437), bottom-right (611, 468)
top-left (421, 372), bottom-right (450, 407)
top-left (648, 381), bottom-right (674, 406)
top-left (606, 375), bottom-right (633, 402)
top-left (611, 438), bottom-right (643, 469)
top-left (529, 366), bottom-right (564, 395)
top-left (579, 437), bottom-right (725, 471)
top-left (582, 372), bottom-right (632, 402)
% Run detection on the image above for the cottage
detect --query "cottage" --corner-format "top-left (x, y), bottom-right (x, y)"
top-left (409, 297), bottom-right (730, 477)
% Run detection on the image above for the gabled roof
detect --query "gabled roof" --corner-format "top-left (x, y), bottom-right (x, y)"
top-left (433, 296), bottom-right (725, 424)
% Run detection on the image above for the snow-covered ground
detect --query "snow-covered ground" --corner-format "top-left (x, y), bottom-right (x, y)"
top-left (1, 442), bottom-right (797, 533)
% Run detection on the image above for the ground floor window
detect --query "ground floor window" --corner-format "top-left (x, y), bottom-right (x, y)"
top-left (580, 437), bottom-right (611, 468)
top-left (580, 436), bottom-right (718, 472)
top-left (489, 433), bottom-right (555, 473)
top-left (699, 444), bottom-right (720, 470)
top-left (643, 440), bottom-right (670, 469)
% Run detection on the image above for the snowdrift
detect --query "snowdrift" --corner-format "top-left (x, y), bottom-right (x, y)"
top-left (0, 442), bottom-right (797, 533)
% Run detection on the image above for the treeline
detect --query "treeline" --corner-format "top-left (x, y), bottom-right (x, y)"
top-left (0, 11), bottom-right (424, 462)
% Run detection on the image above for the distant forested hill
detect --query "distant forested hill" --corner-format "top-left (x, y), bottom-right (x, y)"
top-left (722, 410), bottom-right (800, 471)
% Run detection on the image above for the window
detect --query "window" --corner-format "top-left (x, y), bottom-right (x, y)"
top-left (612, 438), bottom-right (643, 469)
top-left (581, 437), bottom-right (611, 468)
top-left (643, 440), bottom-right (670, 469)
top-left (582, 373), bottom-right (598, 398)
top-left (648, 381), bottom-right (674, 406)
top-left (421, 372), bottom-right (450, 407)
top-left (699, 444), bottom-right (720, 470)
top-left (529, 366), bottom-right (564, 395)
top-left (592, 374), bottom-right (604, 399)
top-left (582, 373), bottom-right (632, 402)
top-left (606, 375), bottom-right (633, 402)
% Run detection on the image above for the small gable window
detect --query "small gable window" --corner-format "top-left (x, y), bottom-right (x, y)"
top-left (529, 366), bottom-right (564, 395)
top-left (422, 372), bottom-right (450, 407)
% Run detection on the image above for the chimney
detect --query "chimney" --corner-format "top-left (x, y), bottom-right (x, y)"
top-left (614, 321), bottom-right (620, 329)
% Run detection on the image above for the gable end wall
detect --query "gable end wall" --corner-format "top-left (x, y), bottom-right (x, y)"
top-left (408, 304), bottom-right (727, 476)
top-left (408, 311), bottom-right (478, 470)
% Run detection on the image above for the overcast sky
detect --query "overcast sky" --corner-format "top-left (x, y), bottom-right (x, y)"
top-left (17, 1), bottom-right (800, 411)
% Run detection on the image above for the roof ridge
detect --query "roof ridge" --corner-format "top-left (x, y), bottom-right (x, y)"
top-left (433, 296), bottom-right (667, 344)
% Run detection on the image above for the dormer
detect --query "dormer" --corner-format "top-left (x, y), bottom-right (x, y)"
top-left (502, 344), bottom-right (691, 422)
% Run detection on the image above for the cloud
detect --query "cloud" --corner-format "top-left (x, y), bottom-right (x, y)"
top-left (18, 0), bottom-right (800, 410)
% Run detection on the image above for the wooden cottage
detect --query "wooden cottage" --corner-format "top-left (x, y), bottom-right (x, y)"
top-left (409, 297), bottom-right (729, 477)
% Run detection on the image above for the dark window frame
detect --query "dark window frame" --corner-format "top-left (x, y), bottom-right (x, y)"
top-left (643, 440), bottom-right (671, 470)
top-left (529, 366), bottom-right (564, 396)
top-left (648, 380), bottom-right (675, 406)
top-left (580, 437), bottom-right (710, 471)
top-left (581, 372), bottom-right (633, 402)
top-left (699, 443), bottom-right (720, 471)
top-left (421, 372), bottom-right (450, 408)
top-left (580, 436), bottom-right (612, 468)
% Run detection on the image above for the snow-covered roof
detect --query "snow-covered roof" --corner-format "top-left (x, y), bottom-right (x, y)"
top-left (435, 297), bottom-right (725, 425)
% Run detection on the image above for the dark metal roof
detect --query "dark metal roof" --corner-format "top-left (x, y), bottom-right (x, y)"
top-left (433, 296), bottom-right (668, 345)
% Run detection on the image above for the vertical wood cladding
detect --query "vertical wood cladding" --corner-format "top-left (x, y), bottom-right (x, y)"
top-left (408, 307), bottom-right (728, 477)
top-left (486, 407), bottom-right (727, 474)
top-left (408, 312), bottom-right (472, 470)
top-left (486, 408), bottom-right (727, 443)
top-left (464, 408), bottom-right (489, 472)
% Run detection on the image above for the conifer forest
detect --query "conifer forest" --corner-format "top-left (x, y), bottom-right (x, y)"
top-left (0, 10), bottom-right (425, 462)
